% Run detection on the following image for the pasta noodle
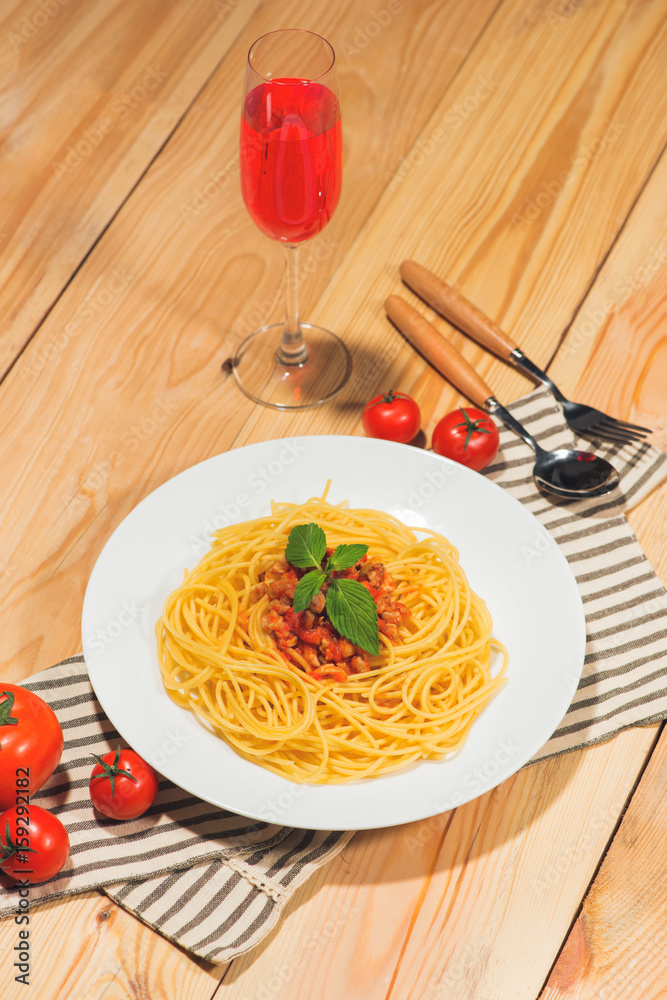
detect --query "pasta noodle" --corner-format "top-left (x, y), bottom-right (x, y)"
top-left (156, 490), bottom-right (508, 783)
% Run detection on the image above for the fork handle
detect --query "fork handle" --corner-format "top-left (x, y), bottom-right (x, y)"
top-left (400, 260), bottom-right (517, 361)
top-left (385, 295), bottom-right (493, 409)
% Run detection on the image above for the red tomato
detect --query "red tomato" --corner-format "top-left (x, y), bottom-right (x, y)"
top-left (89, 747), bottom-right (159, 820)
top-left (362, 389), bottom-right (421, 444)
top-left (0, 805), bottom-right (69, 883)
top-left (432, 407), bottom-right (499, 471)
top-left (0, 685), bottom-right (64, 810)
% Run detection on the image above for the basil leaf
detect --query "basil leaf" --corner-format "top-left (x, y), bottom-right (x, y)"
top-left (327, 543), bottom-right (368, 572)
top-left (292, 570), bottom-right (326, 613)
top-left (326, 579), bottom-right (379, 656)
top-left (285, 523), bottom-right (327, 569)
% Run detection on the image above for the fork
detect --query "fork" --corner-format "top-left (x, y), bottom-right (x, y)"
top-left (400, 260), bottom-right (651, 444)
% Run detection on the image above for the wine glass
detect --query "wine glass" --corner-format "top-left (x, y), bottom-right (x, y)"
top-left (233, 29), bottom-right (351, 409)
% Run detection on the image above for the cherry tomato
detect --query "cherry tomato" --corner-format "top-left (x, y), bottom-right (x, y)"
top-left (432, 407), bottom-right (499, 471)
top-left (0, 685), bottom-right (64, 810)
top-left (362, 389), bottom-right (421, 444)
top-left (0, 805), bottom-right (70, 883)
top-left (89, 747), bottom-right (159, 821)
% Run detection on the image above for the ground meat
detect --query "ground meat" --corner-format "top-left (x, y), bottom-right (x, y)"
top-left (252, 554), bottom-right (410, 679)
top-left (309, 590), bottom-right (326, 613)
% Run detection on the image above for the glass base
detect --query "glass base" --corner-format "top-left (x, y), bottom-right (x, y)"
top-left (231, 323), bottom-right (352, 410)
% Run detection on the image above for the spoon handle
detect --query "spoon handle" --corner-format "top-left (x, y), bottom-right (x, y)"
top-left (384, 295), bottom-right (493, 408)
top-left (399, 261), bottom-right (517, 361)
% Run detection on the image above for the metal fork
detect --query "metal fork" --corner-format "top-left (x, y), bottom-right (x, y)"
top-left (400, 260), bottom-right (651, 444)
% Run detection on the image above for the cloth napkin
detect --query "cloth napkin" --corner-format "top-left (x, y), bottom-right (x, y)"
top-left (1, 388), bottom-right (665, 963)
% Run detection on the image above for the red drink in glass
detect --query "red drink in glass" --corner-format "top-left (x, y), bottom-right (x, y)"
top-left (240, 79), bottom-right (342, 243)
top-left (233, 29), bottom-right (350, 409)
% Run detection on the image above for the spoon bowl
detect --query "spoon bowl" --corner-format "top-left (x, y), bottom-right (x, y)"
top-left (535, 450), bottom-right (620, 497)
top-left (488, 400), bottom-right (620, 499)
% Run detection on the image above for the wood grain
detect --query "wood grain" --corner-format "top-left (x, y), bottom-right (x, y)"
top-left (198, 0), bottom-right (667, 995)
top-left (217, 727), bottom-right (659, 1000)
top-left (1, 893), bottom-right (225, 1000)
top-left (0, 0), bottom-right (665, 996)
top-left (550, 149), bottom-right (667, 456)
top-left (232, 0), bottom-right (667, 450)
top-left (548, 144), bottom-right (667, 596)
top-left (0, 0), bottom-right (263, 377)
top-left (0, 0), bottom-right (500, 681)
top-left (540, 724), bottom-right (667, 1000)
top-left (0, 0), bottom-right (501, 995)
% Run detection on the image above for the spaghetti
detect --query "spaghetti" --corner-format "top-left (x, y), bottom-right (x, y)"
top-left (156, 491), bottom-right (507, 783)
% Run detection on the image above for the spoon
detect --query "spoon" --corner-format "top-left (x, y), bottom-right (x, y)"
top-left (384, 295), bottom-right (620, 499)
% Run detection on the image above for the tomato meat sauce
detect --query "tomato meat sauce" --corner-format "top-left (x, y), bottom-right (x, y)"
top-left (252, 552), bottom-right (410, 681)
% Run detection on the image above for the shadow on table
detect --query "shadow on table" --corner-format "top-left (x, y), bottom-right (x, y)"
top-left (222, 746), bottom-right (598, 980)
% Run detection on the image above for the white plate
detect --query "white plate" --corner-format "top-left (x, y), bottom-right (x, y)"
top-left (82, 436), bottom-right (585, 830)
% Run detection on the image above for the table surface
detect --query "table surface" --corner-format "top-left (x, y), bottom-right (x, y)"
top-left (1, 0), bottom-right (666, 997)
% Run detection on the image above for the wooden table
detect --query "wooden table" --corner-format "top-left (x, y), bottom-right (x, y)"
top-left (1, 0), bottom-right (666, 996)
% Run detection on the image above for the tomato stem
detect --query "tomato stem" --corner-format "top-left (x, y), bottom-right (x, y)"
top-left (91, 746), bottom-right (138, 797)
top-left (0, 691), bottom-right (19, 748)
top-left (454, 408), bottom-right (492, 451)
top-left (0, 691), bottom-right (19, 727)
top-left (1, 820), bottom-right (38, 862)
top-left (366, 389), bottom-right (413, 409)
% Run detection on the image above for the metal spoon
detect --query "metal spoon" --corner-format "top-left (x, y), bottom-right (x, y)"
top-left (385, 295), bottom-right (620, 499)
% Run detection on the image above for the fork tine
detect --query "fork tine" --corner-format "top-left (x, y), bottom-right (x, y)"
top-left (584, 427), bottom-right (645, 445)
top-left (594, 420), bottom-right (651, 439)
top-left (599, 417), bottom-right (652, 434)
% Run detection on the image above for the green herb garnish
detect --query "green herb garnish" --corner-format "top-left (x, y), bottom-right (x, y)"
top-left (325, 578), bottom-right (380, 655)
top-left (285, 522), bottom-right (327, 570)
top-left (286, 523), bottom-right (380, 655)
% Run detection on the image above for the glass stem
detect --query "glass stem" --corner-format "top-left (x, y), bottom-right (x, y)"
top-left (277, 244), bottom-right (309, 365)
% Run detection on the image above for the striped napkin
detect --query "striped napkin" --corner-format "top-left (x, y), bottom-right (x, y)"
top-left (1, 388), bottom-right (665, 963)
top-left (0, 655), bottom-right (352, 961)
top-left (484, 389), bottom-right (667, 758)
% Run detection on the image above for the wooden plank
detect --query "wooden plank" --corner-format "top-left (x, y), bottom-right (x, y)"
top-left (374, 142), bottom-right (667, 1000)
top-left (0, 0), bottom-right (663, 995)
top-left (540, 724), bottom-right (667, 1000)
top-left (548, 152), bottom-right (667, 457)
top-left (234, 0), bottom-right (667, 451)
top-left (220, 727), bottom-right (659, 1000)
top-left (0, 0), bottom-right (499, 994)
top-left (0, 892), bottom-right (225, 1000)
top-left (534, 144), bottom-right (667, 1000)
top-left (0, 0), bottom-right (500, 681)
top-left (548, 145), bottom-right (667, 606)
top-left (0, 0), bottom-right (263, 377)
top-left (212, 1), bottom-right (667, 997)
